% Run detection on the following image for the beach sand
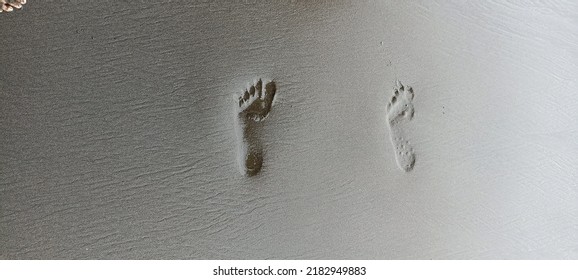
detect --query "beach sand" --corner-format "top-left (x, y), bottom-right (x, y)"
top-left (1, 0), bottom-right (577, 259)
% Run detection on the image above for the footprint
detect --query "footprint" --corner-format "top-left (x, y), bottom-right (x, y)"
top-left (1, 0), bottom-right (26, 13)
top-left (234, 79), bottom-right (276, 176)
top-left (386, 80), bottom-right (416, 172)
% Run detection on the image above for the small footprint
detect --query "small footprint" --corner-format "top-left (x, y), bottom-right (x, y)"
top-left (1, 0), bottom-right (26, 13)
top-left (234, 78), bottom-right (276, 176)
top-left (386, 80), bottom-right (416, 172)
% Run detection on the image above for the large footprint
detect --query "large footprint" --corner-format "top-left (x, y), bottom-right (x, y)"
top-left (1, 0), bottom-right (26, 13)
top-left (234, 79), bottom-right (276, 176)
top-left (386, 80), bottom-right (416, 172)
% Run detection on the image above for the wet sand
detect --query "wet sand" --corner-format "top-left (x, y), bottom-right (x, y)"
top-left (1, 0), bottom-right (577, 259)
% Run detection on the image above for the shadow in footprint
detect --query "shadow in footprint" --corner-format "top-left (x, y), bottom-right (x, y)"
top-left (234, 78), bottom-right (277, 176)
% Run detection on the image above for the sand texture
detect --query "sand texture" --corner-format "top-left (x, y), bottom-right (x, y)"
top-left (1, 0), bottom-right (578, 259)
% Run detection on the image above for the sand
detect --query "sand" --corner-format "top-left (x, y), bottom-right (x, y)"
top-left (1, 0), bottom-right (577, 259)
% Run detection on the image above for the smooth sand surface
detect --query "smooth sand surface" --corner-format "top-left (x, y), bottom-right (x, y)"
top-left (1, 0), bottom-right (577, 259)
